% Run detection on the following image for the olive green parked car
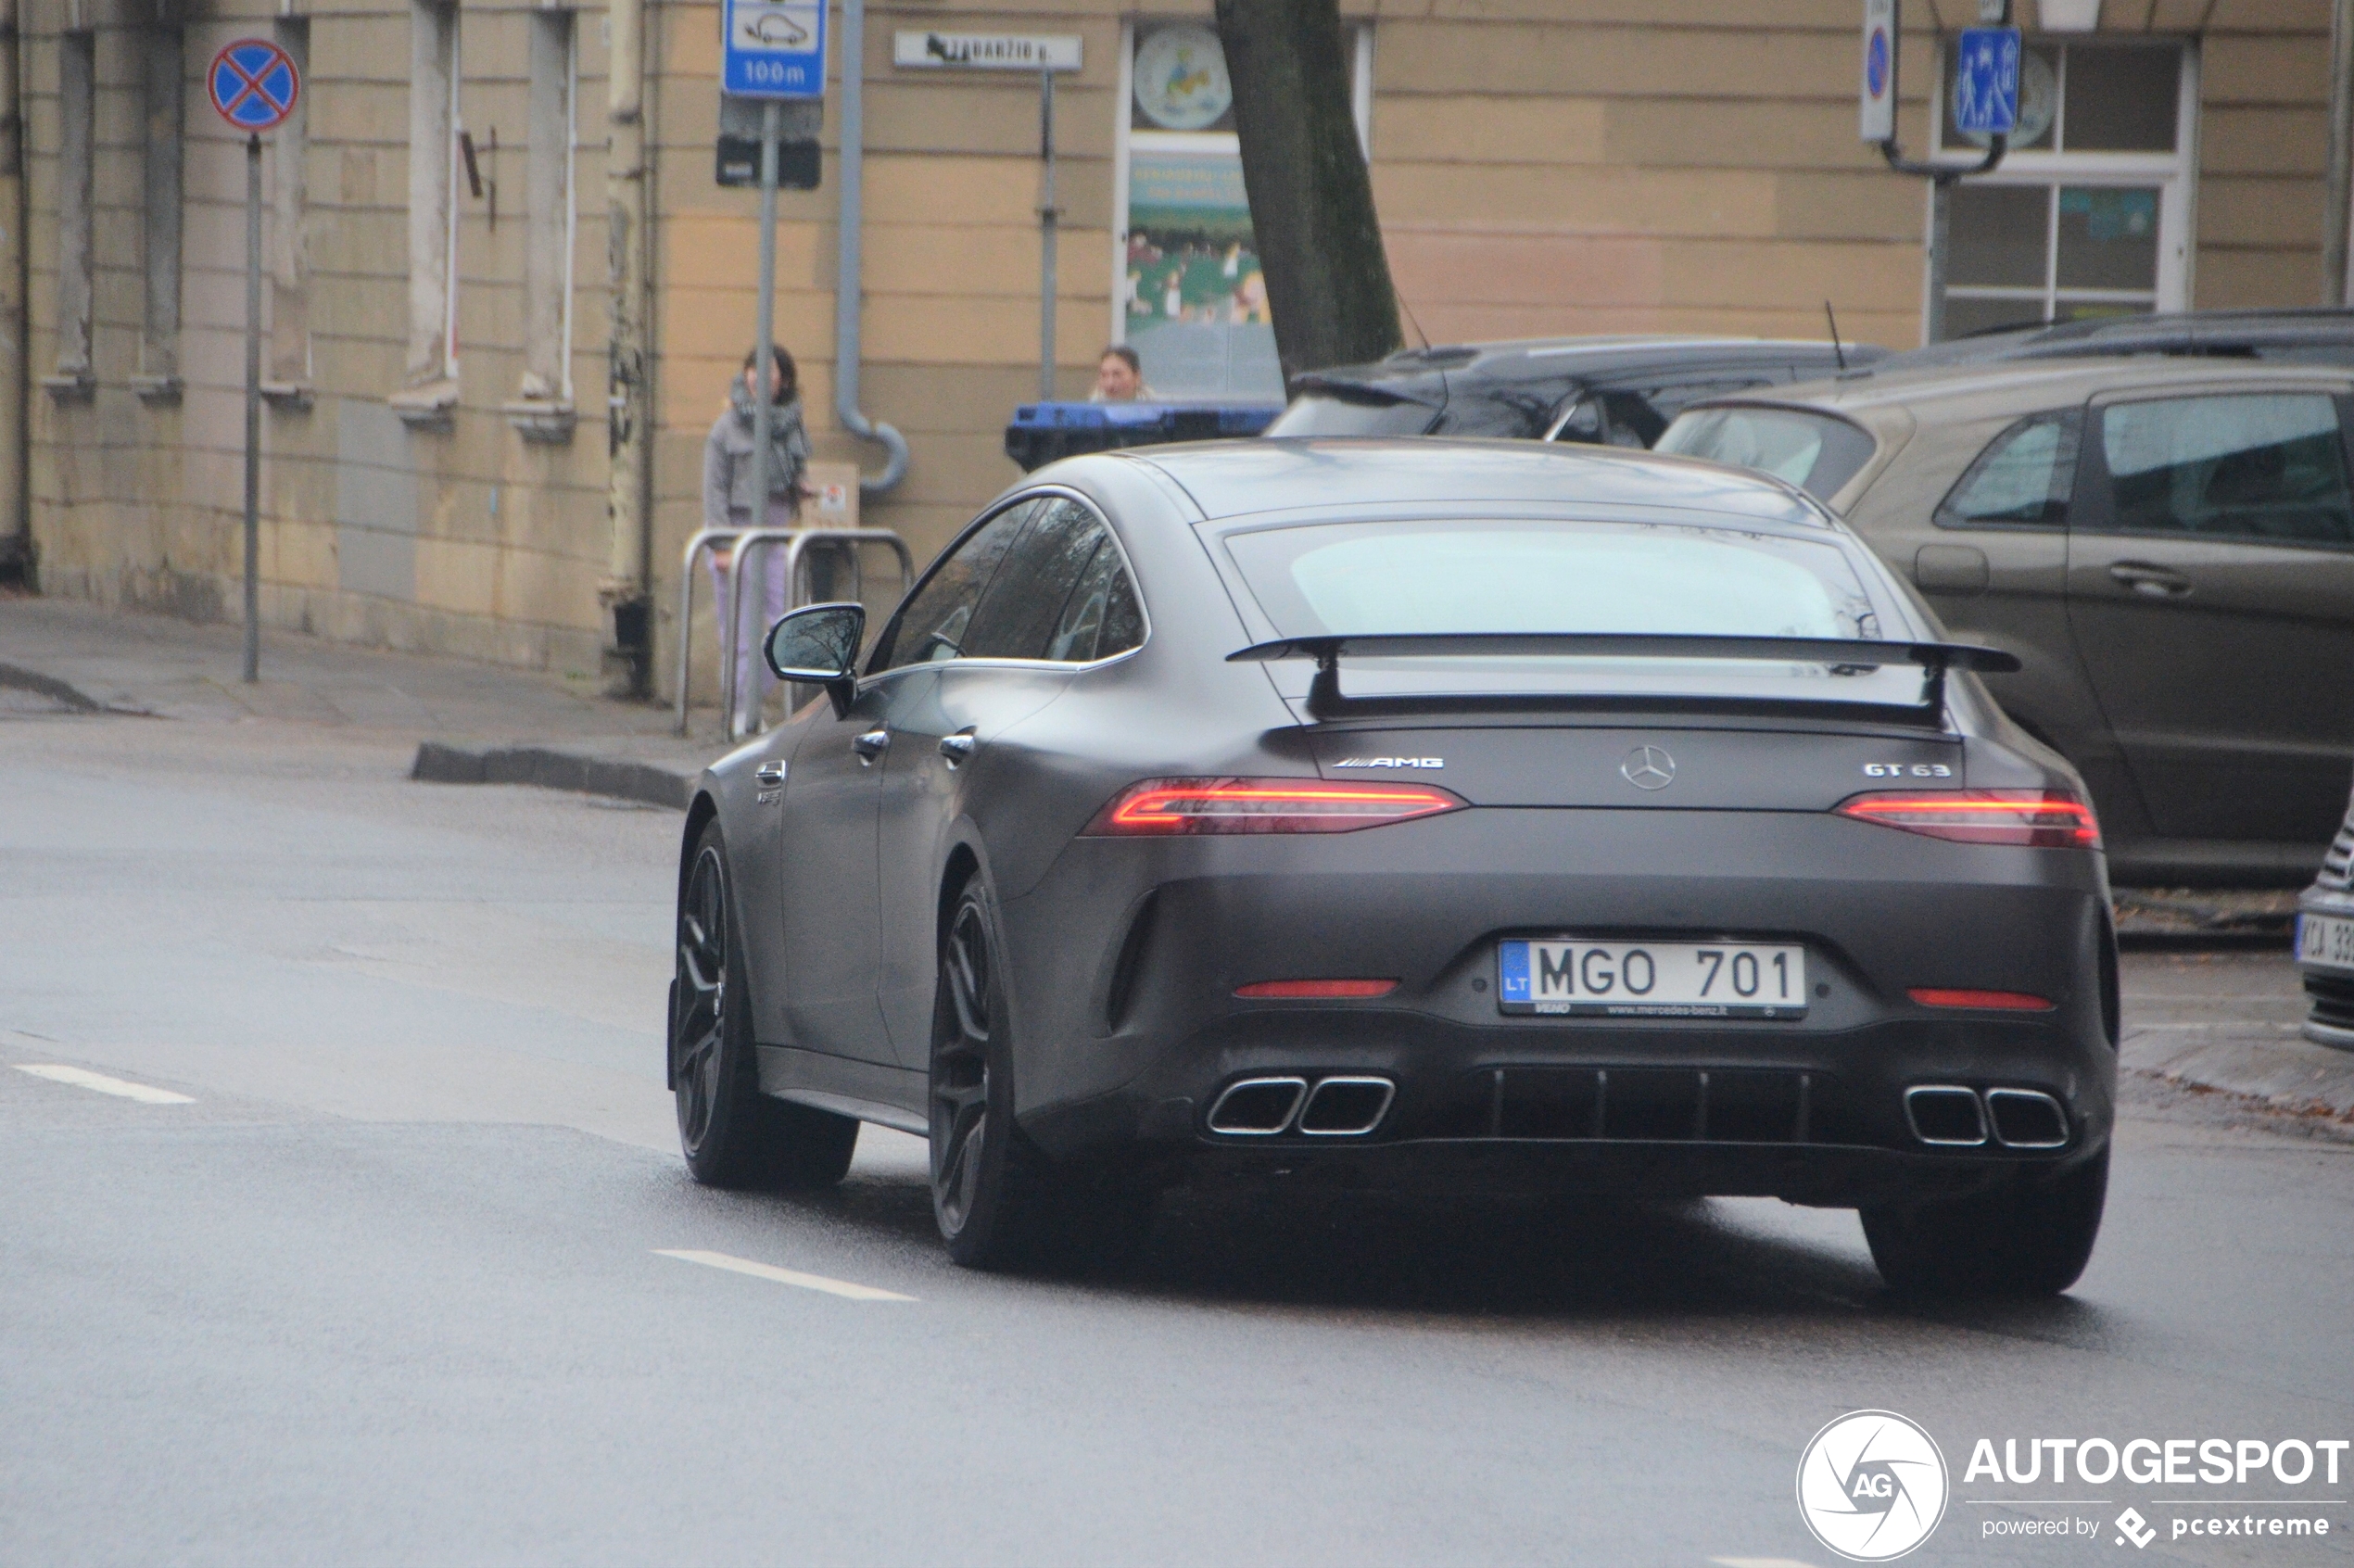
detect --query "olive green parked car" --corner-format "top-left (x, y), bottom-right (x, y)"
top-left (1659, 359), bottom-right (2354, 886)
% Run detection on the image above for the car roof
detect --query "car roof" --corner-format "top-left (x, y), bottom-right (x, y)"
top-left (1104, 436), bottom-right (1837, 529)
top-left (1298, 335), bottom-right (1862, 398)
top-left (1870, 307), bottom-right (2354, 374)
top-left (1686, 355), bottom-right (2354, 430)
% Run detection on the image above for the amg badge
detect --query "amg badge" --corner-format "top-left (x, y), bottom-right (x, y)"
top-left (1332, 756), bottom-right (1445, 769)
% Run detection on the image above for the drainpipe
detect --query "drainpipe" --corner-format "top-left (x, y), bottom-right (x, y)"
top-left (2326, 0), bottom-right (2354, 304)
top-left (600, 0), bottom-right (655, 692)
top-left (0, 0), bottom-right (29, 586)
top-left (833, 0), bottom-right (907, 494)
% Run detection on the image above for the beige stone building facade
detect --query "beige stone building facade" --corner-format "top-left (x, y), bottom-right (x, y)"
top-left (7, 0), bottom-right (2342, 700)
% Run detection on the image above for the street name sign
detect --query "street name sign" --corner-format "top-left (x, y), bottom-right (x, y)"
top-left (207, 38), bottom-right (300, 133)
top-left (723, 0), bottom-right (826, 98)
top-left (892, 32), bottom-right (1082, 71)
top-left (1950, 26), bottom-right (2021, 137)
top-left (1858, 0), bottom-right (1895, 144)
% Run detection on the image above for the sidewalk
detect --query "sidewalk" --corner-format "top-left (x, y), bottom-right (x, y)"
top-left (0, 593), bottom-right (716, 806)
top-left (6, 592), bottom-right (2349, 1131)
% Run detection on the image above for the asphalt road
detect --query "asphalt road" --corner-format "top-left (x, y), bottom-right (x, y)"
top-left (5, 711), bottom-right (2350, 1568)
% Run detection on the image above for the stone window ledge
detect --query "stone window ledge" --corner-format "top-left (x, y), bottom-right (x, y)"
top-left (502, 398), bottom-right (576, 444)
top-left (131, 373), bottom-right (183, 405)
top-left (261, 381), bottom-right (315, 412)
top-left (389, 378), bottom-right (460, 430)
top-left (40, 371), bottom-right (95, 404)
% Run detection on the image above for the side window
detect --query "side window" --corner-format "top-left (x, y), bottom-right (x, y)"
top-left (870, 500), bottom-right (1037, 672)
top-left (2096, 394), bottom-right (2354, 546)
top-left (1596, 380), bottom-right (1770, 448)
top-left (1936, 411), bottom-right (2082, 529)
top-left (1044, 536), bottom-right (1145, 663)
top-left (1547, 394), bottom-right (1603, 445)
top-left (961, 499), bottom-right (1112, 660)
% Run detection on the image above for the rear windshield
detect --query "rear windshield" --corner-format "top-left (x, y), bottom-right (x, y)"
top-left (1222, 517), bottom-right (1914, 705)
top-left (1656, 407), bottom-right (1879, 501)
top-left (1264, 391), bottom-right (1440, 438)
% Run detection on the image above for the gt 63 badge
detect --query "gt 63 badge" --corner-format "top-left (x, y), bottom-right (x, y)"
top-left (1796, 1410), bottom-right (1950, 1561)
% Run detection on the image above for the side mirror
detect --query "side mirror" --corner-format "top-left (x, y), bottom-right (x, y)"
top-left (764, 602), bottom-right (866, 715)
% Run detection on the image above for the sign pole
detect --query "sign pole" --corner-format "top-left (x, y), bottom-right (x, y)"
top-left (1038, 66), bottom-right (1057, 402)
top-left (241, 133), bottom-right (262, 684)
top-left (209, 38), bottom-right (299, 682)
top-left (735, 96), bottom-right (781, 740)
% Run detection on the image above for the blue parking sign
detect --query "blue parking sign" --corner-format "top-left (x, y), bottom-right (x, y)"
top-left (1951, 26), bottom-right (2021, 137)
top-left (723, 0), bottom-right (826, 98)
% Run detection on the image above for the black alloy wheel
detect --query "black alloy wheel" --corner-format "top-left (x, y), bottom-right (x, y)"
top-left (673, 840), bottom-right (731, 1157)
top-left (671, 820), bottom-right (859, 1189)
top-left (929, 877), bottom-right (1153, 1270)
top-left (929, 891), bottom-right (997, 1241)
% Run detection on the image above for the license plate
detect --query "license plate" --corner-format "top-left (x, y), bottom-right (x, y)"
top-left (1499, 939), bottom-right (1807, 1018)
top-left (2298, 912), bottom-right (2354, 973)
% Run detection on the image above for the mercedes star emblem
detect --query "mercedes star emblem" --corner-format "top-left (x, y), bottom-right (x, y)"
top-left (1620, 744), bottom-right (1677, 790)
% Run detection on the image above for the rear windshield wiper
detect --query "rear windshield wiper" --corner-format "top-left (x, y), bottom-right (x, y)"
top-left (1228, 633), bottom-right (2022, 724)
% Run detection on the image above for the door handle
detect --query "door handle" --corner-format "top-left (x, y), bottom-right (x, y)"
top-left (852, 727), bottom-right (891, 763)
top-left (2107, 562), bottom-right (2193, 599)
top-left (754, 761), bottom-right (786, 787)
top-left (938, 729), bottom-right (978, 767)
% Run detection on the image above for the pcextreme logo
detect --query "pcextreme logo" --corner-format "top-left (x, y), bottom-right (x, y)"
top-left (1797, 1410), bottom-right (1952, 1562)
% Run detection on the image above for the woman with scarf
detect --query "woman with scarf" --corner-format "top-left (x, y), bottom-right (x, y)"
top-left (702, 343), bottom-right (812, 733)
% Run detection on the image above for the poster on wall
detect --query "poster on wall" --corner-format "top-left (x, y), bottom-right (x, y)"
top-left (1121, 22), bottom-right (1283, 401)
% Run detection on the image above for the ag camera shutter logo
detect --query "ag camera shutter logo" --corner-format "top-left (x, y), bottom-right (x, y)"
top-left (1797, 1410), bottom-right (1950, 1561)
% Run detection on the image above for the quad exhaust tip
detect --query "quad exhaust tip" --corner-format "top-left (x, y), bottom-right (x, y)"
top-left (1205, 1077), bottom-right (1307, 1135)
top-left (1205, 1074), bottom-right (1395, 1137)
top-left (1298, 1076), bottom-right (1396, 1136)
top-left (1905, 1084), bottom-right (2070, 1150)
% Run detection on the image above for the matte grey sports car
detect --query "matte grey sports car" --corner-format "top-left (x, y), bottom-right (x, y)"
top-left (669, 440), bottom-right (2119, 1296)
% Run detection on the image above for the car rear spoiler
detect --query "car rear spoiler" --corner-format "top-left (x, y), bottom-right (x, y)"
top-left (1226, 633), bottom-right (2023, 724)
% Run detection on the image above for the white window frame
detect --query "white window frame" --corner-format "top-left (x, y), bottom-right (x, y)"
top-left (1925, 38), bottom-right (2199, 344)
top-left (1107, 21), bottom-right (1374, 351)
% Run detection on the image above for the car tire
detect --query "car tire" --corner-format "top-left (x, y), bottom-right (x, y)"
top-left (929, 875), bottom-right (1150, 1271)
top-left (1860, 1145), bottom-right (2107, 1298)
top-left (673, 820), bottom-right (859, 1190)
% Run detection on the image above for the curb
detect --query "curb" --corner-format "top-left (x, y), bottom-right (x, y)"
top-left (411, 740), bottom-right (699, 810)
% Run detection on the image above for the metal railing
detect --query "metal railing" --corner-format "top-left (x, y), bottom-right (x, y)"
top-left (675, 526), bottom-right (916, 738)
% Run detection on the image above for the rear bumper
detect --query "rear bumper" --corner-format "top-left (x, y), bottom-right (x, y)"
top-left (2297, 883), bottom-right (2354, 1050)
top-left (1000, 806), bottom-right (2116, 1205)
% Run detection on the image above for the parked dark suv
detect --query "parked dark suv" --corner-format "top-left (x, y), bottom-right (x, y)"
top-left (1264, 335), bottom-right (1883, 447)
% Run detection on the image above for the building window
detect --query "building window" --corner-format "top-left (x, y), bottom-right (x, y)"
top-left (52, 30), bottom-right (95, 390)
top-left (401, 0), bottom-right (461, 410)
top-left (268, 17), bottom-right (310, 395)
top-left (519, 8), bottom-right (575, 408)
top-left (1930, 39), bottom-right (2195, 340)
top-left (1109, 20), bottom-right (1372, 399)
top-left (135, 22), bottom-right (185, 400)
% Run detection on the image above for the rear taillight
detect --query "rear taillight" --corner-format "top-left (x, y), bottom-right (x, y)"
top-left (1084, 778), bottom-right (1468, 836)
top-left (1836, 789), bottom-right (2100, 849)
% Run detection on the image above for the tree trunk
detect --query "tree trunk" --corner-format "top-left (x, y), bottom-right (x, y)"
top-left (1212, 0), bottom-right (1403, 386)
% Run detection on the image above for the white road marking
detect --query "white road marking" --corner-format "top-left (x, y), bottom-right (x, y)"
top-left (654, 1248), bottom-right (917, 1301)
top-left (1711, 1559), bottom-right (1823, 1568)
top-left (14, 1064), bottom-right (196, 1105)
